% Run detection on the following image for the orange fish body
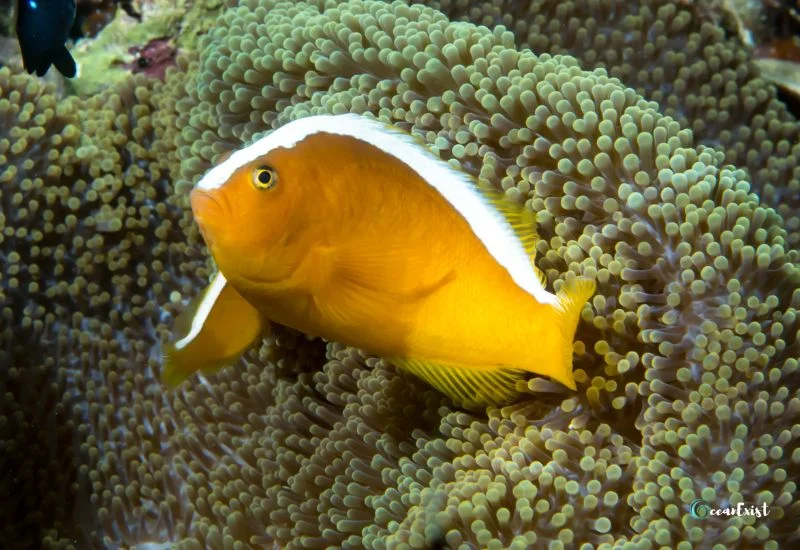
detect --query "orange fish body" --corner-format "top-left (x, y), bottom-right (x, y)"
top-left (163, 114), bottom-right (594, 408)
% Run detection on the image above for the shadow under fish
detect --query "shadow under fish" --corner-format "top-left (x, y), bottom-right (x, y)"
top-left (16, 0), bottom-right (77, 77)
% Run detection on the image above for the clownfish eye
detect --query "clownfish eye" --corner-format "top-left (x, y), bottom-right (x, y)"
top-left (252, 165), bottom-right (277, 190)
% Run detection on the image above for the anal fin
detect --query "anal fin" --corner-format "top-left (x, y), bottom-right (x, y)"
top-left (389, 356), bottom-right (526, 410)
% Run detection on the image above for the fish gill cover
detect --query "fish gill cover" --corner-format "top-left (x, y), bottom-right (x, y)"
top-left (0, 0), bottom-right (798, 548)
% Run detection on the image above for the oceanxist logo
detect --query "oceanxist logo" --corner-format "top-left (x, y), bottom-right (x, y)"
top-left (689, 499), bottom-right (771, 519)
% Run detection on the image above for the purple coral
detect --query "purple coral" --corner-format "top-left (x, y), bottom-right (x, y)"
top-left (126, 38), bottom-right (176, 80)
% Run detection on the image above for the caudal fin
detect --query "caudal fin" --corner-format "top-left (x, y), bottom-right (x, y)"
top-left (552, 276), bottom-right (596, 390)
top-left (51, 46), bottom-right (77, 78)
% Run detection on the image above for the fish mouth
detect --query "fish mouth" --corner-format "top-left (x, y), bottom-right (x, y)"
top-left (190, 188), bottom-right (222, 246)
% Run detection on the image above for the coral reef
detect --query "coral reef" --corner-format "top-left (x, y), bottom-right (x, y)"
top-left (125, 37), bottom-right (178, 79)
top-left (66, 0), bottom-right (229, 95)
top-left (75, 0), bottom-right (127, 38)
top-left (1, 0), bottom-right (798, 548)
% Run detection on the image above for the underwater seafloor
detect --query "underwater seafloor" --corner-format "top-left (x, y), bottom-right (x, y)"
top-left (1, 0), bottom-right (799, 548)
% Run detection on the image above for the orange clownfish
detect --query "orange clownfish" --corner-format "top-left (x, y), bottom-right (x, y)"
top-left (162, 114), bottom-right (595, 409)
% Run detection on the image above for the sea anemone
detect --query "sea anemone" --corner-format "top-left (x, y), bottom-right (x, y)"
top-left (1, 0), bottom-right (798, 547)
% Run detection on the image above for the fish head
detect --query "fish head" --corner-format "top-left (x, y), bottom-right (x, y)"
top-left (191, 115), bottom-right (399, 282)
top-left (192, 157), bottom-right (289, 252)
top-left (191, 142), bottom-right (320, 281)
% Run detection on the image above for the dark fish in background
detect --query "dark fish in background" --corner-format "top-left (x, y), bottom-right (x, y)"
top-left (15, 0), bottom-right (77, 77)
top-left (427, 532), bottom-right (449, 550)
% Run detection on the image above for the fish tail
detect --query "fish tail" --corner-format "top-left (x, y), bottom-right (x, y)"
top-left (52, 46), bottom-right (77, 78)
top-left (551, 276), bottom-right (596, 390)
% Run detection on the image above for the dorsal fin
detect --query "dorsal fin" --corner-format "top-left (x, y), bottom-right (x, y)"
top-left (476, 180), bottom-right (547, 287)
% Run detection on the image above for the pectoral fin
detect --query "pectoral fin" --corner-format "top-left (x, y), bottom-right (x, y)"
top-left (310, 241), bottom-right (455, 328)
top-left (333, 240), bottom-right (456, 296)
top-left (162, 272), bottom-right (268, 387)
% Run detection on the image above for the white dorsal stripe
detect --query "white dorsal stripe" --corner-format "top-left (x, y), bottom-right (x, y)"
top-left (174, 271), bottom-right (228, 350)
top-left (196, 114), bottom-right (557, 305)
